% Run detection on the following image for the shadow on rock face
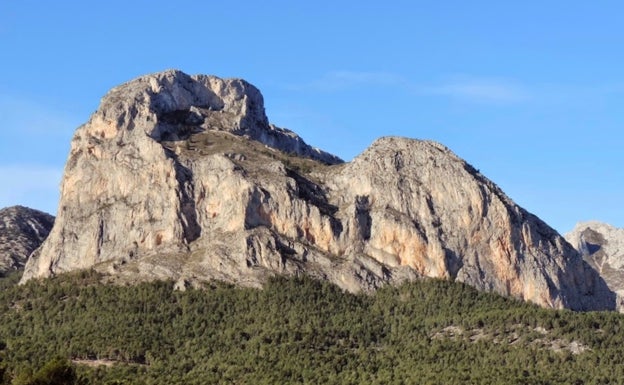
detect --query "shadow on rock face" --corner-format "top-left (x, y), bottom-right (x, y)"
top-left (557, 258), bottom-right (617, 311)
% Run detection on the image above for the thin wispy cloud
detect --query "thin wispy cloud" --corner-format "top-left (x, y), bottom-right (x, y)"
top-left (287, 72), bottom-right (530, 105)
top-left (422, 77), bottom-right (530, 104)
top-left (289, 70), bottom-right (406, 92)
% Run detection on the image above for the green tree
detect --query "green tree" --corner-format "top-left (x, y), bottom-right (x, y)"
top-left (17, 358), bottom-right (77, 385)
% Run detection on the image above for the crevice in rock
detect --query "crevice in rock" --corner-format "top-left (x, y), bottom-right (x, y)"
top-left (286, 169), bottom-right (338, 216)
top-left (355, 195), bottom-right (371, 241)
top-left (97, 217), bottom-right (105, 256)
top-left (173, 161), bottom-right (201, 244)
top-left (393, 151), bottom-right (404, 171)
top-left (443, 248), bottom-right (463, 280)
top-left (244, 187), bottom-right (272, 230)
top-left (285, 168), bottom-right (343, 236)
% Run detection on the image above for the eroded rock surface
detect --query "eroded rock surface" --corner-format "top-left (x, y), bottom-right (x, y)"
top-left (21, 70), bottom-right (615, 311)
top-left (0, 206), bottom-right (54, 274)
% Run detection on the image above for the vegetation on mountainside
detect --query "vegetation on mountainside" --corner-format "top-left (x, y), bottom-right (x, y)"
top-left (162, 130), bottom-right (337, 176)
top-left (0, 271), bottom-right (623, 384)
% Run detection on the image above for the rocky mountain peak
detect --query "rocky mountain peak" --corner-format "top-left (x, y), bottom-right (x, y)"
top-left (19, 70), bottom-right (616, 311)
top-left (91, 69), bottom-right (341, 164)
top-left (0, 206), bottom-right (54, 274)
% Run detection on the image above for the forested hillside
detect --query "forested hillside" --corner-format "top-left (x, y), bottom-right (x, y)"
top-left (1, 271), bottom-right (623, 384)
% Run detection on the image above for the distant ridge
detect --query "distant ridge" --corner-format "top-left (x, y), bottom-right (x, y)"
top-left (566, 221), bottom-right (624, 310)
top-left (0, 205), bottom-right (54, 274)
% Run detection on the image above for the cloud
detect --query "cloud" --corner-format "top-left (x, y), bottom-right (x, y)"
top-left (287, 72), bottom-right (529, 105)
top-left (421, 77), bottom-right (530, 104)
top-left (291, 70), bottom-right (406, 92)
top-left (0, 165), bottom-right (63, 214)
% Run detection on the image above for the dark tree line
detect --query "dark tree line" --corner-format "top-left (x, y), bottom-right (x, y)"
top-left (0, 270), bottom-right (623, 384)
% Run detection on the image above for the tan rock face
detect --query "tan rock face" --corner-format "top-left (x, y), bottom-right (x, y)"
top-left (325, 138), bottom-right (612, 310)
top-left (21, 70), bottom-right (615, 311)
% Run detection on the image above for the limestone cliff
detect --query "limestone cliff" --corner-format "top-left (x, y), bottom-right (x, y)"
top-left (0, 206), bottom-right (54, 274)
top-left (566, 222), bottom-right (624, 309)
top-left (21, 70), bottom-right (615, 311)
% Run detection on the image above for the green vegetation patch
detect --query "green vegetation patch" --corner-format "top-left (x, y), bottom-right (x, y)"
top-left (0, 271), bottom-right (623, 384)
top-left (162, 130), bottom-right (337, 177)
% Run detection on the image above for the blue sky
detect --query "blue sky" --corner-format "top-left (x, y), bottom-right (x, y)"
top-left (1, 1), bottom-right (622, 234)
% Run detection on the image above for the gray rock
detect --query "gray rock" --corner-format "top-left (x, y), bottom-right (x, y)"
top-left (566, 222), bottom-right (624, 309)
top-left (93, 69), bottom-right (342, 164)
top-left (0, 206), bottom-right (54, 274)
top-left (20, 70), bottom-right (615, 311)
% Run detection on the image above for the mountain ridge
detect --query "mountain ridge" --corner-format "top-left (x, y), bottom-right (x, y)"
top-left (19, 70), bottom-right (616, 311)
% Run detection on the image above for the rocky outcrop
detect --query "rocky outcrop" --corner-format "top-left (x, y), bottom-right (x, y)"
top-left (20, 70), bottom-right (615, 311)
top-left (92, 70), bottom-right (342, 164)
top-left (566, 222), bottom-right (624, 309)
top-left (0, 206), bottom-right (54, 274)
top-left (324, 138), bottom-right (613, 310)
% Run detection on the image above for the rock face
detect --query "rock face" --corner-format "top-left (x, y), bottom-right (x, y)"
top-left (566, 222), bottom-right (624, 309)
top-left (21, 70), bottom-right (615, 311)
top-left (0, 206), bottom-right (54, 274)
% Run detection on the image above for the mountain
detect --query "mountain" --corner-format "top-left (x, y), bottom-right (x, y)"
top-left (20, 70), bottom-right (615, 311)
top-left (566, 221), bottom-right (624, 309)
top-left (0, 206), bottom-right (54, 274)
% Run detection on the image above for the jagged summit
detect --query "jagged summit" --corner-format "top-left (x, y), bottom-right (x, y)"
top-left (0, 206), bottom-right (54, 274)
top-left (20, 70), bottom-right (616, 311)
top-left (92, 69), bottom-right (342, 164)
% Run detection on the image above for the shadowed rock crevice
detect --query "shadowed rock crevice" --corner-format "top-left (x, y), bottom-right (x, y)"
top-left (355, 195), bottom-right (371, 241)
top-left (443, 248), bottom-right (463, 281)
top-left (173, 161), bottom-right (201, 244)
top-left (244, 187), bottom-right (272, 230)
top-left (286, 169), bottom-right (337, 217)
top-left (285, 169), bottom-right (343, 237)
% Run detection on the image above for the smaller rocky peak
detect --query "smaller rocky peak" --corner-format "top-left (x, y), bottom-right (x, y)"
top-left (345, 136), bottom-right (484, 184)
top-left (566, 222), bottom-right (624, 305)
top-left (0, 206), bottom-right (55, 274)
top-left (353, 136), bottom-right (457, 164)
top-left (566, 222), bottom-right (624, 264)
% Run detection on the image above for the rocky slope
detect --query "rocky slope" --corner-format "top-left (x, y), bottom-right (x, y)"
top-left (566, 222), bottom-right (624, 308)
top-left (20, 70), bottom-right (615, 311)
top-left (0, 206), bottom-right (54, 274)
